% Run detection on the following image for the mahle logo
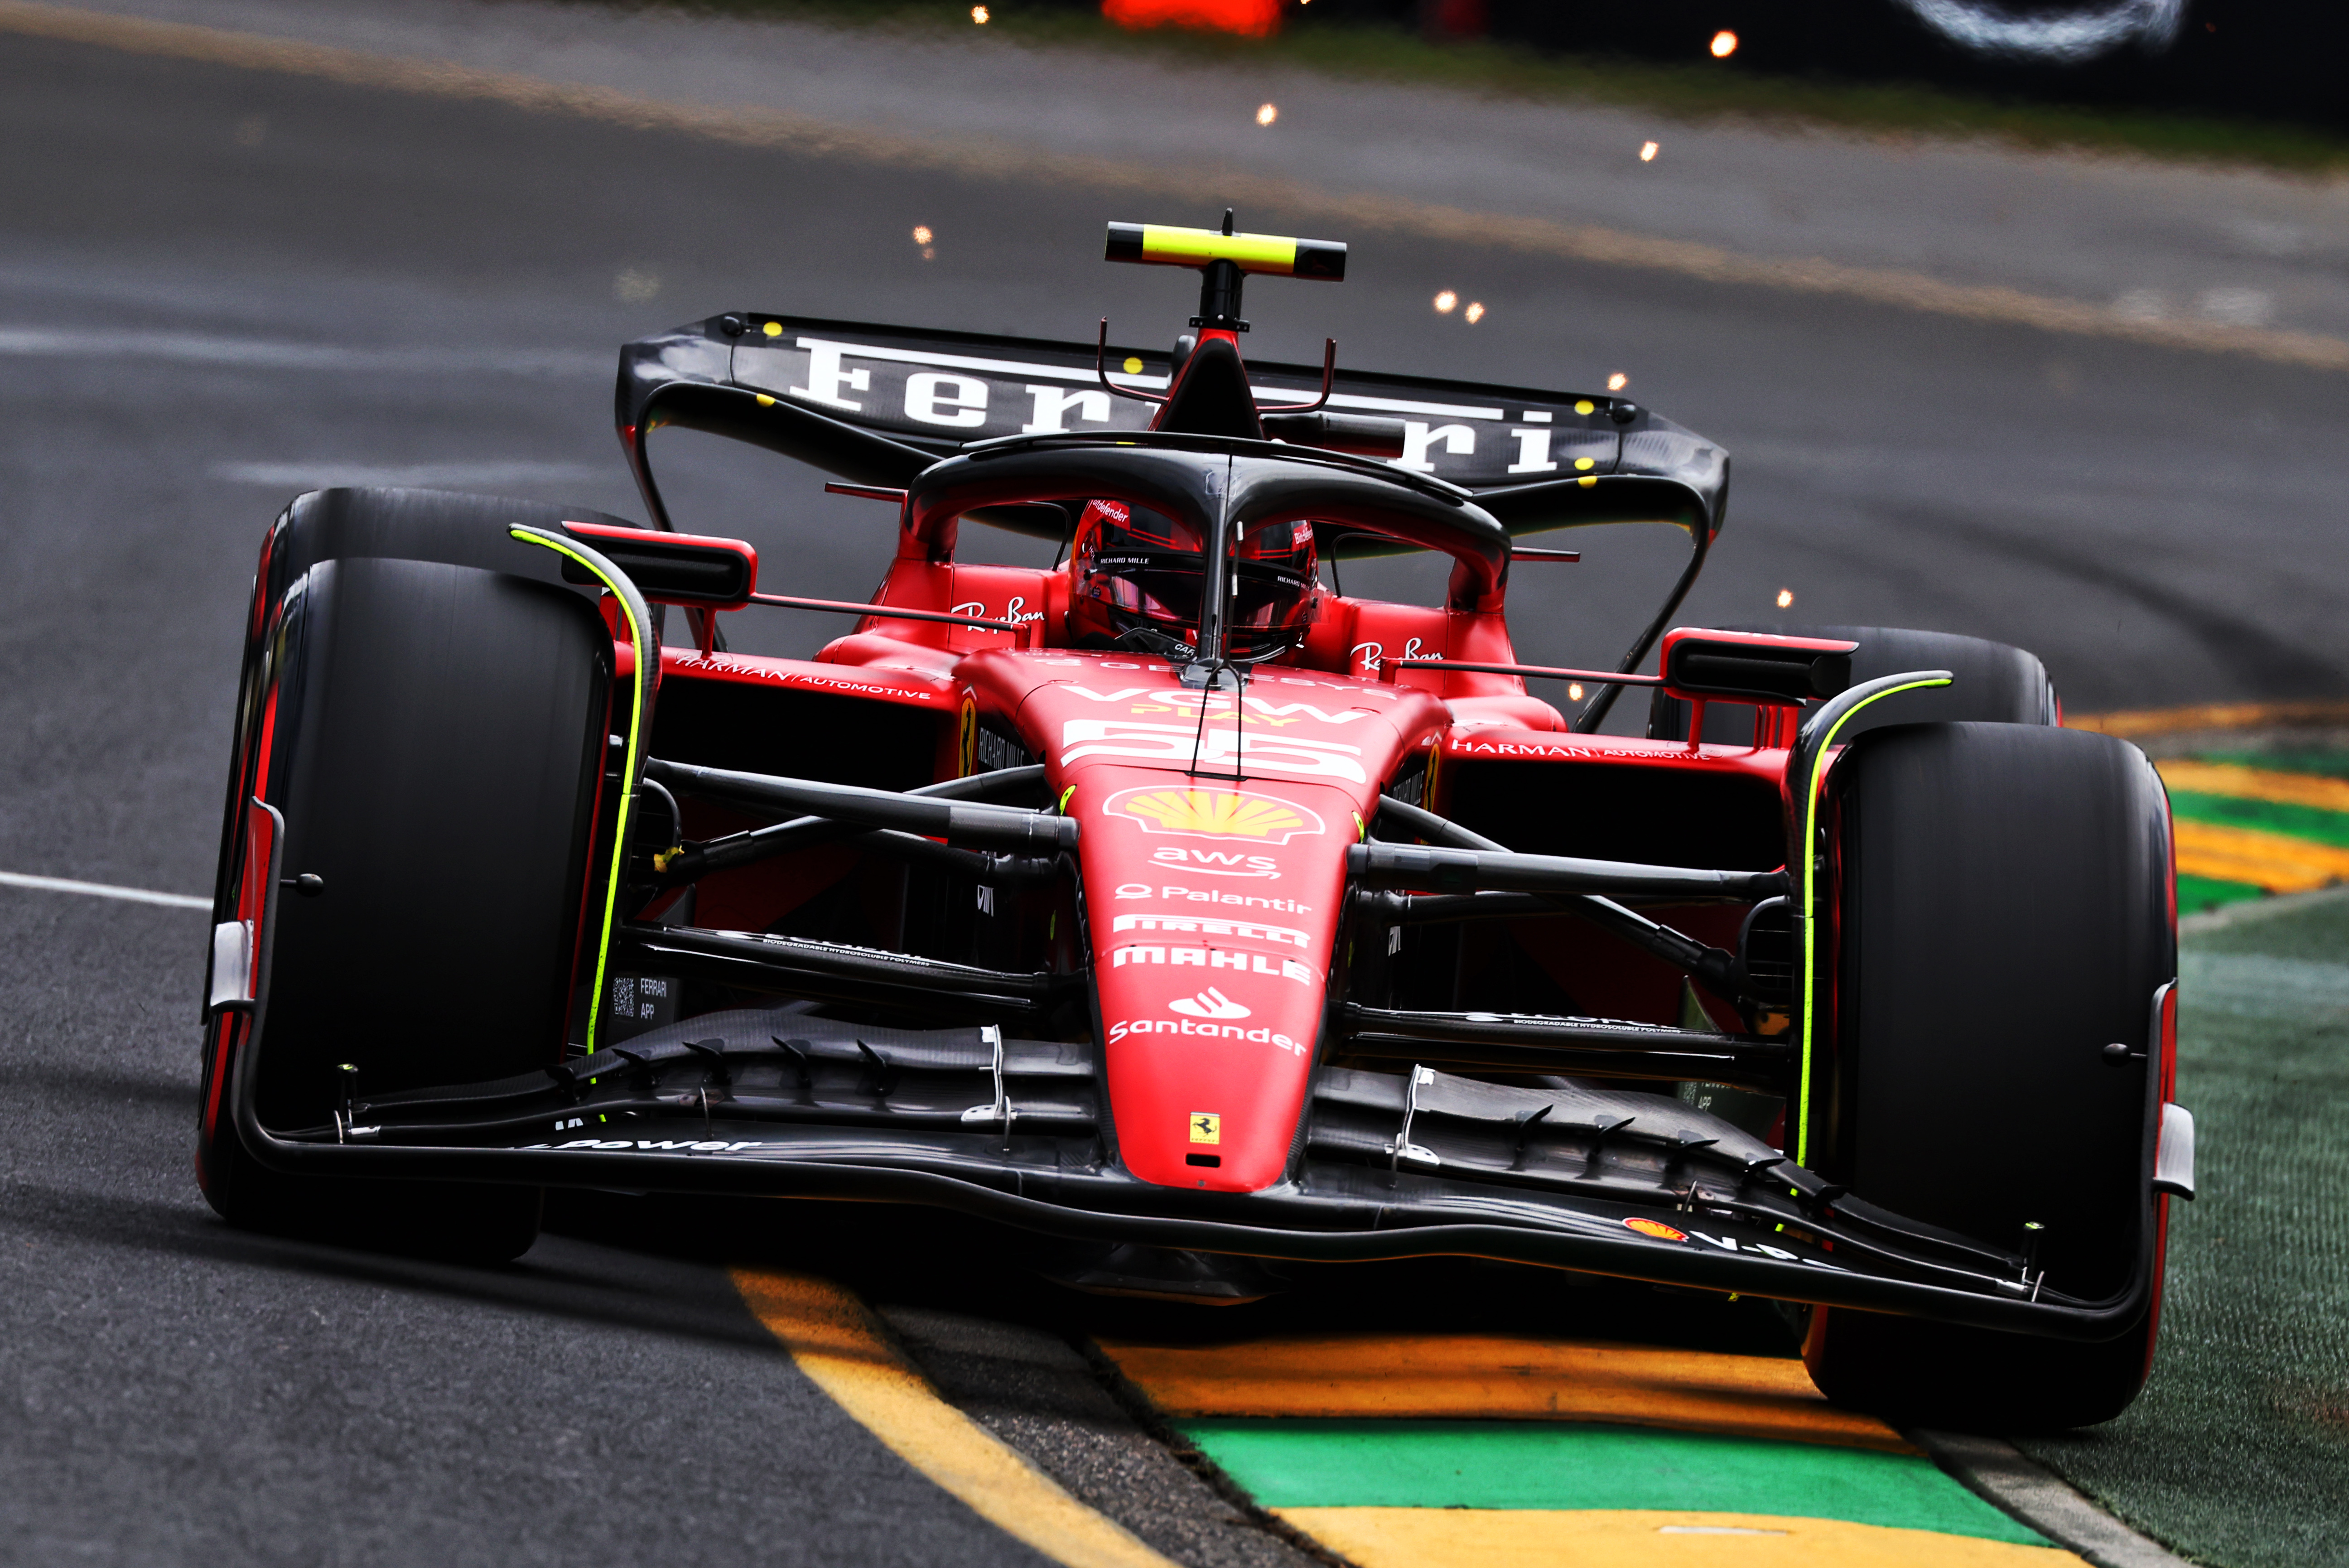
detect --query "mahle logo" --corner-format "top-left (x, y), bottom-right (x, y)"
top-left (1109, 787), bottom-right (1324, 844)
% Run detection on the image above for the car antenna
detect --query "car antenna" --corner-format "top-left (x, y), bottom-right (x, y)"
top-left (1098, 213), bottom-right (1347, 409)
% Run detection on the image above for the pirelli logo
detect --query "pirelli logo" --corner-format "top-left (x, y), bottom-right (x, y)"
top-left (1111, 912), bottom-right (1310, 948)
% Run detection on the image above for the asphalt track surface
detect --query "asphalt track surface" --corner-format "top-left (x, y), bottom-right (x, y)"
top-left (1, 9), bottom-right (2345, 1565)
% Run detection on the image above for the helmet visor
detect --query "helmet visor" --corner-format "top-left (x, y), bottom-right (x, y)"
top-left (1077, 502), bottom-right (1317, 652)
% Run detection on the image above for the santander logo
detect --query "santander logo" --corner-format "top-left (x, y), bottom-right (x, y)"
top-left (1167, 987), bottom-right (1250, 1020)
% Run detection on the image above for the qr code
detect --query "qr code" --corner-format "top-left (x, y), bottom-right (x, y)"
top-left (611, 977), bottom-right (635, 1016)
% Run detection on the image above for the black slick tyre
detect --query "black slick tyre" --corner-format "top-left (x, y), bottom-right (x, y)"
top-left (1650, 625), bottom-right (2058, 743)
top-left (1801, 722), bottom-right (2175, 1429)
top-left (197, 489), bottom-right (617, 1264)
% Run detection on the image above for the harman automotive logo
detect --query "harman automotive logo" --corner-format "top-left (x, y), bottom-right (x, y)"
top-left (1168, 986), bottom-right (1249, 1019)
top-left (1109, 786), bottom-right (1325, 844)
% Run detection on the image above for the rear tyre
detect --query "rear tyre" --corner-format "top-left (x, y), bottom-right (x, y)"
top-left (1650, 625), bottom-right (2058, 743)
top-left (1801, 722), bottom-right (2174, 1429)
top-left (198, 491), bottom-right (615, 1264)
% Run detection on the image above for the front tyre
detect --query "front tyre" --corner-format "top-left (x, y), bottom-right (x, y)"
top-left (1802, 722), bottom-right (2174, 1430)
top-left (198, 489), bottom-right (618, 1263)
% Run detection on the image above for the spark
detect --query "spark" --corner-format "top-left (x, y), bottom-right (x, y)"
top-left (1776, 589), bottom-right (1794, 609)
top-left (1256, 103), bottom-right (1278, 126)
top-left (1464, 302), bottom-right (1486, 324)
top-left (1710, 30), bottom-right (1739, 58)
top-left (1606, 371), bottom-right (1628, 391)
top-left (1640, 140), bottom-right (1659, 162)
top-left (911, 226), bottom-right (933, 245)
top-left (1568, 683), bottom-right (1585, 701)
top-left (970, 5), bottom-right (989, 21)
top-left (1433, 291), bottom-right (1458, 314)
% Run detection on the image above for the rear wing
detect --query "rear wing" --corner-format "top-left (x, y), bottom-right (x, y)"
top-left (614, 315), bottom-right (1729, 545)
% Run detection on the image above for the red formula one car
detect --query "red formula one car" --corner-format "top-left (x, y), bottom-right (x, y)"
top-left (198, 220), bottom-right (2193, 1427)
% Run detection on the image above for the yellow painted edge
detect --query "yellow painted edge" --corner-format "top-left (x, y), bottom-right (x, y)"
top-left (2172, 818), bottom-right (2349, 892)
top-left (2157, 758), bottom-right (2349, 814)
top-left (2068, 699), bottom-right (2349, 738)
top-left (733, 1271), bottom-right (1178, 1568)
top-left (1275, 1508), bottom-right (2084, 1568)
top-left (2, 0), bottom-right (2348, 372)
top-left (1096, 1335), bottom-right (1913, 1453)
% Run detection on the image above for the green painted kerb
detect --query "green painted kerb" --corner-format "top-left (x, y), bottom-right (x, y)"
top-left (2178, 873), bottom-right (2266, 915)
top-left (2167, 791), bottom-right (2349, 849)
top-left (1178, 1419), bottom-right (2046, 1545)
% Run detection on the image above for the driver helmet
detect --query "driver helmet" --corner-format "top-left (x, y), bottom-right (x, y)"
top-left (1068, 498), bottom-right (1317, 659)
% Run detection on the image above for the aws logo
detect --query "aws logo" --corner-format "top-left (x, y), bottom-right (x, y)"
top-left (1151, 847), bottom-right (1277, 879)
top-left (1107, 787), bottom-right (1325, 844)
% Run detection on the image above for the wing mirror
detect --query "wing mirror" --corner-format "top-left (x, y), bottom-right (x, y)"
top-left (558, 521), bottom-right (757, 608)
top-left (1660, 629), bottom-right (1856, 706)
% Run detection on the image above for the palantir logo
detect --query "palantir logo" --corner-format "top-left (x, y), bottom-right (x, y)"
top-left (1168, 986), bottom-right (1250, 1020)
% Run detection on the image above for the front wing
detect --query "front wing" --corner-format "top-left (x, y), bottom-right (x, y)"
top-left (233, 1003), bottom-right (2164, 1342)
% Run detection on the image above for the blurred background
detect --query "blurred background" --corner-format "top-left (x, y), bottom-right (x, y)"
top-left (1106, 0), bottom-right (2349, 135)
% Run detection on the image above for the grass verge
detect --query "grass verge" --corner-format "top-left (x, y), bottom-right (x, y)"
top-left (2017, 894), bottom-right (2349, 1568)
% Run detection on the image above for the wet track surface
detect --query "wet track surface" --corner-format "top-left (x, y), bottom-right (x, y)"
top-left (1, 11), bottom-right (2344, 1564)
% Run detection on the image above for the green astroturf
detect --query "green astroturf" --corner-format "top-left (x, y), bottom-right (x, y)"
top-left (1177, 1419), bottom-right (2044, 1544)
top-left (2016, 891), bottom-right (2349, 1568)
top-left (2166, 791), bottom-right (2349, 849)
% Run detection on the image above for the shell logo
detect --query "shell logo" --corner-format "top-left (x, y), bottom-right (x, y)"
top-left (1109, 787), bottom-right (1326, 844)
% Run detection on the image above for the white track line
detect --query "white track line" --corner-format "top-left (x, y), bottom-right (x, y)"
top-left (0, 870), bottom-right (209, 910)
top-left (1910, 1429), bottom-right (2193, 1568)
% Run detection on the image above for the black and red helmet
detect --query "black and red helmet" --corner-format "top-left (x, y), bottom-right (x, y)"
top-left (1068, 499), bottom-right (1317, 659)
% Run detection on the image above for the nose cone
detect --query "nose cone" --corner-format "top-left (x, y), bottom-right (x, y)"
top-left (1082, 772), bottom-right (1352, 1191)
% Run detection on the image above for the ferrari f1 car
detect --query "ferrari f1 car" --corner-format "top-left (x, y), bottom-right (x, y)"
top-left (199, 218), bottom-right (2193, 1428)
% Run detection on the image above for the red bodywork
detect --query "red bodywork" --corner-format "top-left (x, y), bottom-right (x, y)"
top-left (582, 318), bottom-right (1799, 1197)
top-left (646, 537), bottom-right (1794, 1193)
